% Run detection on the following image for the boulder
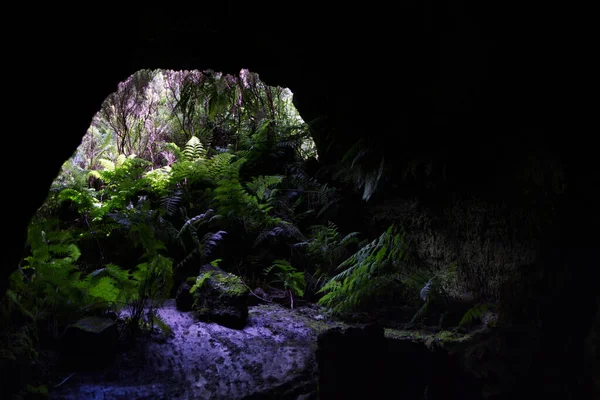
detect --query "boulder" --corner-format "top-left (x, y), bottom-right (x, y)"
top-left (316, 323), bottom-right (386, 399)
top-left (192, 266), bottom-right (249, 329)
top-left (61, 316), bottom-right (118, 370)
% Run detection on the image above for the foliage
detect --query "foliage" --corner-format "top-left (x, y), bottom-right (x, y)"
top-left (122, 220), bottom-right (174, 337)
top-left (0, 216), bottom-right (145, 383)
top-left (189, 272), bottom-right (212, 294)
top-left (335, 138), bottom-right (386, 201)
top-left (264, 260), bottom-right (305, 309)
top-left (3, 67), bottom-right (344, 397)
top-left (317, 225), bottom-right (411, 314)
top-left (459, 303), bottom-right (497, 327)
top-left (294, 221), bottom-right (360, 278)
top-left (18, 218), bottom-right (130, 322)
top-left (176, 209), bottom-right (226, 268)
top-left (283, 162), bottom-right (340, 220)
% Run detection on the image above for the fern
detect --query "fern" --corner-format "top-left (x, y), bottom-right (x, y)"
top-left (246, 175), bottom-right (283, 202)
top-left (176, 210), bottom-right (226, 269)
top-left (169, 158), bottom-right (209, 187)
top-left (145, 309), bottom-right (172, 337)
top-left (264, 260), bottom-right (305, 309)
top-left (317, 225), bottom-right (410, 314)
top-left (410, 295), bottom-right (432, 324)
top-left (285, 165), bottom-right (339, 219)
top-left (206, 153), bottom-right (237, 182)
top-left (182, 136), bottom-right (206, 161)
top-left (160, 190), bottom-right (183, 216)
top-left (88, 277), bottom-right (120, 305)
top-left (82, 264), bottom-right (137, 306)
top-left (127, 253), bottom-right (173, 336)
top-left (336, 139), bottom-right (385, 201)
top-left (200, 231), bottom-right (227, 257)
top-left (117, 219), bottom-right (174, 339)
top-left (22, 218), bottom-right (84, 313)
top-left (459, 303), bottom-right (497, 327)
top-left (57, 187), bottom-right (99, 212)
top-left (254, 219), bottom-right (305, 247)
top-left (294, 222), bottom-right (360, 277)
top-left (99, 158), bottom-right (116, 171)
top-left (177, 229), bottom-right (226, 269)
top-left (189, 272), bottom-right (212, 294)
top-left (145, 166), bottom-right (173, 196)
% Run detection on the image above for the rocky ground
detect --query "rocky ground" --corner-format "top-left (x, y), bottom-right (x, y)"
top-left (49, 300), bottom-right (345, 400)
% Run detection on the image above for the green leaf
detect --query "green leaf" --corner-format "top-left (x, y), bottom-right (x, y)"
top-left (88, 277), bottom-right (119, 304)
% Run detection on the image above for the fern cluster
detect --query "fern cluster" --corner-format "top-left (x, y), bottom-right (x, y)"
top-left (294, 221), bottom-right (360, 278)
top-left (264, 260), bottom-right (305, 309)
top-left (336, 138), bottom-right (386, 201)
top-left (317, 225), bottom-right (411, 314)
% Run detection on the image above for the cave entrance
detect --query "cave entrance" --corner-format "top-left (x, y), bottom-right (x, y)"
top-left (40, 67), bottom-right (319, 281)
top-left (3, 68), bottom-right (328, 397)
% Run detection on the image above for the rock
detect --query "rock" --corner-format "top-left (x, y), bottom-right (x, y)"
top-left (61, 316), bottom-right (118, 370)
top-left (175, 281), bottom-right (194, 311)
top-left (316, 323), bottom-right (387, 399)
top-left (193, 266), bottom-right (249, 329)
top-left (51, 302), bottom-right (340, 399)
top-left (584, 298), bottom-right (600, 397)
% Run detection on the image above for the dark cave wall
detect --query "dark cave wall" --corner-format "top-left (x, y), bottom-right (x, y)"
top-left (3, 2), bottom-right (598, 398)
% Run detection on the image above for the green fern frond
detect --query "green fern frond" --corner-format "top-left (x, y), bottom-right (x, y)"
top-left (264, 260), bottom-right (305, 298)
top-left (87, 170), bottom-right (102, 180)
top-left (104, 263), bottom-right (130, 282)
top-left (177, 209), bottom-right (216, 238)
top-left (209, 259), bottom-right (223, 268)
top-left (4, 289), bottom-right (35, 321)
top-left (246, 175), bottom-right (284, 201)
top-left (88, 277), bottom-right (120, 305)
top-left (150, 311), bottom-right (172, 337)
top-left (145, 166), bottom-right (172, 195)
top-left (200, 231), bottom-right (227, 257)
top-left (189, 272), bottom-right (212, 294)
top-left (183, 136), bottom-right (205, 161)
top-left (338, 231), bottom-right (360, 246)
top-left (99, 158), bottom-right (116, 172)
top-left (206, 153), bottom-right (236, 181)
top-left (116, 154), bottom-right (129, 167)
top-left (410, 296), bottom-right (431, 324)
top-left (459, 303), bottom-right (497, 327)
top-left (48, 243), bottom-right (81, 262)
top-left (254, 220), bottom-right (304, 247)
top-left (317, 225), bottom-right (409, 314)
top-left (57, 187), bottom-right (98, 211)
top-left (160, 190), bottom-right (183, 216)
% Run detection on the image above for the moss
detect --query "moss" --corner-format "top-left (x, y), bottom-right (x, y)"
top-left (384, 328), bottom-right (473, 349)
top-left (301, 317), bottom-right (346, 335)
top-left (208, 271), bottom-right (248, 297)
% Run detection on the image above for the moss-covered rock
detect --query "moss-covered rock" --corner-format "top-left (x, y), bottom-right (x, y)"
top-left (192, 265), bottom-right (249, 330)
top-left (383, 327), bottom-right (479, 354)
